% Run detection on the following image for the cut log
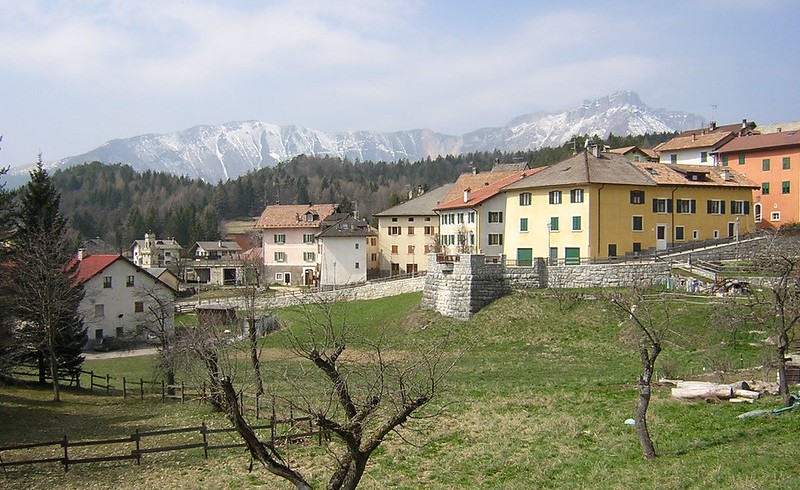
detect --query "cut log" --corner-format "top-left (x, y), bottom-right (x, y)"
top-left (671, 381), bottom-right (733, 400)
top-left (732, 389), bottom-right (760, 400)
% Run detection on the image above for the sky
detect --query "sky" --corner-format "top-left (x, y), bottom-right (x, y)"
top-left (1, 0), bottom-right (798, 168)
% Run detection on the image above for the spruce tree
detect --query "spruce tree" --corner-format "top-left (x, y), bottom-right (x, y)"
top-left (0, 142), bottom-right (18, 380)
top-left (11, 157), bottom-right (86, 401)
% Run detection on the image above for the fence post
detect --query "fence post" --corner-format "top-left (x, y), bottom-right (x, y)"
top-left (161, 380), bottom-right (165, 402)
top-left (134, 429), bottom-right (141, 465)
top-left (270, 397), bottom-right (276, 444)
top-left (62, 435), bottom-right (69, 472)
top-left (106, 374), bottom-right (110, 396)
top-left (201, 422), bottom-right (208, 459)
top-left (140, 378), bottom-right (144, 400)
top-left (255, 392), bottom-right (260, 420)
top-left (181, 382), bottom-right (185, 403)
top-left (123, 377), bottom-right (127, 399)
top-left (89, 371), bottom-right (94, 392)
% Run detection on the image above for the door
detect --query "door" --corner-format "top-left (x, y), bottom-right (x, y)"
top-left (283, 272), bottom-right (291, 285)
top-left (656, 224), bottom-right (667, 250)
top-left (564, 247), bottom-right (580, 266)
top-left (516, 248), bottom-right (533, 267)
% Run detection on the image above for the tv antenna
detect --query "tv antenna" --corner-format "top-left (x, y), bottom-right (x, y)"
top-left (710, 104), bottom-right (718, 123)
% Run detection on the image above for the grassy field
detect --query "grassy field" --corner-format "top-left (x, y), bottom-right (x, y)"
top-left (1, 290), bottom-right (799, 489)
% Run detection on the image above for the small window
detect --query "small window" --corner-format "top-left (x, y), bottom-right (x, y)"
top-left (468, 212), bottom-right (476, 223)
top-left (407, 245), bottom-right (415, 254)
top-left (274, 252), bottom-right (286, 262)
top-left (519, 192), bottom-right (532, 206)
top-left (762, 158), bottom-right (771, 171)
top-left (700, 151), bottom-right (708, 163)
top-left (675, 226), bottom-right (685, 241)
top-left (713, 230), bottom-right (720, 239)
top-left (407, 226), bottom-right (415, 235)
top-left (275, 273), bottom-right (284, 281)
top-left (738, 154), bottom-right (745, 165)
top-left (652, 198), bottom-right (672, 214)
top-left (670, 154), bottom-right (677, 164)
top-left (549, 217), bottom-right (559, 232)
top-left (303, 252), bottom-right (315, 262)
top-left (572, 216), bottom-right (582, 231)
top-left (408, 217), bottom-right (414, 222)
top-left (721, 155), bottom-right (729, 167)
top-left (488, 211), bottom-right (503, 223)
top-left (549, 191), bottom-right (562, 205)
top-left (730, 200), bottom-right (750, 215)
top-left (783, 157), bottom-right (791, 170)
top-left (391, 217), bottom-right (398, 222)
top-left (632, 216), bottom-right (643, 231)
top-left (633, 242), bottom-right (642, 254)
top-left (676, 199), bottom-right (696, 214)
top-left (424, 226), bottom-right (434, 235)
top-left (94, 304), bottom-right (105, 318)
top-left (355, 262), bottom-right (360, 269)
top-left (391, 245), bottom-right (398, 254)
top-left (103, 276), bottom-right (112, 288)
top-left (630, 190), bottom-right (645, 204)
top-left (355, 243), bottom-right (360, 249)
top-left (754, 203), bottom-right (762, 222)
top-left (303, 233), bottom-right (315, 244)
top-left (126, 275), bottom-right (135, 287)
top-left (782, 181), bottom-right (791, 194)
top-left (371, 253), bottom-right (377, 261)
top-left (771, 211), bottom-right (781, 222)
top-left (273, 234), bottom-right (286, 244)
top-left (389, 226), bottom-right (402, 235)
top-left (608, 244), bottom-right (617, 257)
top-left (520, 218), bottom-right (528, 232)
top-left (762, 182), bottom-right (770, 195)
top-left (488, 233), bottom-right (504, 246)
top-left (457, 213), bottom-right (464, 224)
top-left (134, 301), bottom-right (144, 313)
top-left (570, 189), bottom-right (584, 203)
top-left (706, 200), bottom-right (725, 215)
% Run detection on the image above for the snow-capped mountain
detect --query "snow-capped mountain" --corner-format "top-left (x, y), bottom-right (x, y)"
top-left (20, 91), bottom-right (704, 183)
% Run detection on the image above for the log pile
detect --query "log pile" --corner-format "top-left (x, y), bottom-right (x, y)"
top-left (667, 380), bottom-right (775, 403)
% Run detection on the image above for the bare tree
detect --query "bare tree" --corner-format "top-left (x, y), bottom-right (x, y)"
top-left (134, 282), bottom-right (178, 391)
top-left (239, 251), bottom-right (266, 395)
top-left (610, 281), bottom-right (671, 460)
top-left (222, 294), bottom-right (457, 490)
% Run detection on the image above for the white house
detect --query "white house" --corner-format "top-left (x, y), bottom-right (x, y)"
top-left (316, 215), bottom-right (377, 287)
top-left (130, 233), bottom-right (183, 268)
top-left (75, 252), bottom-right (176, 347)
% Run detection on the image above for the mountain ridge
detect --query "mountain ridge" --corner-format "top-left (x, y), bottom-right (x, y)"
top-left (12, 91), bottom-right (704, 184)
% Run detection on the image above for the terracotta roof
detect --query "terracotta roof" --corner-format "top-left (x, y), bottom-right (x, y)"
top-left (630, 162), bottom-right (757, 188)
top-left (373, 183), bottom-right (453, 217)
top-left (678, 120), bottom-right (757, 137)
top-left (435, 170), bottom-right (543, 210)
top-left (74, 254), bottom-right (123, 284)
top-left (755, 121), bottom-right (800, 134)
top-left (254, 203), bottom-right (338, 229)
top-left (505, 151), bottom-right (655, 189)
top-left (655, 131), bottom-right (735, 152)
top-left (715, 130), bottom-right (800, 153)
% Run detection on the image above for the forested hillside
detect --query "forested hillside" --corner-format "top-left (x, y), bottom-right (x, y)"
top-left (34, 132), bottom-right (674, 251)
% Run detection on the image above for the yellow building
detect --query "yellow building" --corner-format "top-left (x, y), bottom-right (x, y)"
top-left (503, 150), bottom-right (757, 264)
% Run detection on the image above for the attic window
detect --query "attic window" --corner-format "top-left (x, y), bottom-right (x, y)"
top-left (306, 212), bottom-right (318, 222)
top-left (645, 167), bottom-right (658, 175)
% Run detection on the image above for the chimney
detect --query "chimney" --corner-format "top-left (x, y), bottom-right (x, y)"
top-left (720, 169), bottom-right (733, 181)
top-left (591, 144), bottom-right (602, 157)
top-left (692, 134), bottom-right (697, 142)
top-left (742, 118), bottom-right (748, 129)
top-left (77, 248), bottom-right (86, 261)
top-left (472, 166), bottom-right (478, 175)
top-left (777, 127), bottom-right (782, 133)
top-left (463, 188), bottom-right (471, 203)
top-left (710, 121), bottom-right (717, 131)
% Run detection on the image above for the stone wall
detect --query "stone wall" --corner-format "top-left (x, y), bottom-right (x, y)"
top-left (421, 254), bottom-right (510, 321)
top-left (543, 262), bottom-right (670, 289)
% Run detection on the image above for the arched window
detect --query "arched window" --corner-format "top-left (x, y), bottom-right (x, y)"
top-left (754, 203), bottom-right (762, 222)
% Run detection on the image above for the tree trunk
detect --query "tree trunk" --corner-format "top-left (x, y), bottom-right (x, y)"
top-left (49, 346), bottom-right (61, 402)
top-left (249, 319), bottom-right (264, 395)
top-left (636, 378), bottom-right (655, 459)
top-left (328, 452), bottom-right (368, 490)
top-left (777, 349), bottom-right (790, 406)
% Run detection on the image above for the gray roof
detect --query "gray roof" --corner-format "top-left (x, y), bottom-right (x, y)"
top-left (316, 215), bottom-right (377, 238)
top-left (373, 183), bottom-right (454, 217)
top-left (504, 151), bottom-right (656, 190)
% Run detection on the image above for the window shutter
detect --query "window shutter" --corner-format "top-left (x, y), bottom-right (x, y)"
top-left (744, 201), bottom-right (750, 215)
top-left (707, 200), bottom-right (713, 214)
top-left (652, 199), bottom-right (658, 212)
top-left (720, 201), bottom-right (726, 214)
top-left (666, 199), bottom-right (673, 213)
top-left (690, 200), bottom-right (696, 214)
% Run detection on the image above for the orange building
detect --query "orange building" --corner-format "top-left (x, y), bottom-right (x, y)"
top-left (715, 131), bottom-right (800, 229)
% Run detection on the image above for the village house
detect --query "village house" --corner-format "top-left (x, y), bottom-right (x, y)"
top-left (373, 184), bottom-right (452, 276)
top-left (74, 251), bottom-right (176, 348)
top-left (654, 119), bottom-right (757, 166)
top-left (502, 149), bottom-right (757, 263)
top-left (607, 145), bottom-right (658, 163)
top-left (130, 233), bottom-right (183, 268)
top-left (715, 129), bottom-right (800, 228)
top-left (316, 214), bottom-right (377, 286)
top-left (184, 240), bottom-right (244, 286)
top-left (255, 203), bottom-right (338, 286)
top-left (434, 165), bottom-right (541, 260)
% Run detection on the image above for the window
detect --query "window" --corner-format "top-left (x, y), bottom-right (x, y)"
top-left (407, 245), bottom-right (415, 254)
top-left (771, 211), bottom-right (781, 222)
top-left (519, 192), bottom-right (532, 206)
top-left (706, 200), bottom-right (725, 214)
top-left (783, 181), bottom-right (791, 194)
top-left (783, 157), bottom-right (791, 170)
top-left (103, 276), bottom-right (112, 288)
top-left (94, 304), bottom-right (104, 318)
top-left (754, 203), bottom-right (762, 222)
top-left (676, 199), bottom-right (696, 214)
top-left (608, 244), bottom-right (617, 257)
top-left (355, 243), bottom-right (360, 249)
top-left (391, 217), bottom-right (398, 222)
top-left (570, 189), bottom-right (584, 203)
top-left (424, 226), bottom-right (434, 235)
top-left (519, 218), bottom-right (528, 232)
top-left (303, 233), bottom-right (315, 244)
top-left (488, 211), bottom-right (503, 223)
top-left (457, 213), bottom-right (464, 224)
top-left (632, 216), bottom-right (643, 231)
top-left (371, 253), bottom-right (377, 261)
top-left (355, 262), bottom-right (360, 269)
top-left (738, 154), bottom-right (745, 165)
top-left (675, 226), bottom-right (685, 241)
top-left (423, 245), bottom-right (430, 254)
top-left (275, 273), bottom-right (284, 281)
top-left (762, 182), bottom-right (770, 195)
top-left (303, 252), bottom-right (315, 262)
top-left (633, 242), bottom-right (642, 254)
top-left (389, 226), bottom-right (402, 235)
top-left (391, 245), bottom-right (398, 254)
top-left (407, 226), bottom-right (415, 235)
top-left (652, 198), bottom-right (672, 213)
top-left (713, 230), bottom-right (720, 239)
top-left (408, 217), bottom-right (414, 222)
top-left (273, 234), bottom-right (286, 244)
top-left (126, 275), bottom-right (135, 287)
top-left (730, 200), bottom-right (750, 215)
top-left (274, 252), bottom-right (286, 262)
top-left (762, 158), bottom-right (771, 171)
top-left (700, 151), bottom-right (708, 163)
top-left (630, 190), bottom-right (645, 204)
top-left (549, 217), bottom-right (559, 232)
top-left (134, 301), bottom-right (144, 313)
top-left (670, 154), bottom-right (677, 164)
top-left (572, 216), bottom-right (581, 231)
top-left (721, 155), bottom-right (729, 167)
top-left (548, 190), bottom-right (562, 204)
top-left (467, 212), bottom-right (476, 223)
top-left (488, 233), bottom-right (504, 246)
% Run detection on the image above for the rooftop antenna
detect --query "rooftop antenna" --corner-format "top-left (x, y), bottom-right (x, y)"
top-left (710, 104), bottom-right (718, 124)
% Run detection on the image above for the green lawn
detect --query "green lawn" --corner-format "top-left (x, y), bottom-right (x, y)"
top-left (2, 290), bottom-right (799, 489)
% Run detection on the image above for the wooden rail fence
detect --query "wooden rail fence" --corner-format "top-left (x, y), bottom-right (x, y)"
top-left (0, 416), bottom-right (327, 474)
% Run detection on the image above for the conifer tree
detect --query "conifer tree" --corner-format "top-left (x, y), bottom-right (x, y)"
top-left (11, 157), bottom-right (86, 401)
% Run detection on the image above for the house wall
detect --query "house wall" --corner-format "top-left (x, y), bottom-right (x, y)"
top-left (80, 261), bottom-right (175, 343)
top-left (437, 208), bottom-right (477, 255)
top-left (719, 147), bottom-right (800, 228)
top-left (658, 147), bottom-right (717, 166)
top-left (318, 236), bottom-right (368, 286)
top-left (377, 214), bottom-right (437, 275)
top-left (263, 227), bottom-right (319, 285)
top-left (478, 194), bottom-right (508, 258)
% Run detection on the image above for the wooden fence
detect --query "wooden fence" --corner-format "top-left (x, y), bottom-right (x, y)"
top-left (0, 415), bottom-right (327, 474)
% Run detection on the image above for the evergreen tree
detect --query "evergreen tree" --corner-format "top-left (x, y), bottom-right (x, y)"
top-left (0, 142), bottom-right (19, 380)
top-left (11, 157), bottom-right (86, 400)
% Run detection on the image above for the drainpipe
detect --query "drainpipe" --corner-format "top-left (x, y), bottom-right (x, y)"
top-left (596, 184), bottom-right (604, 259)
top-left (671, 186), bottom-right (677, 249)
top-left (471, 207), bottom-right (479, 254)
